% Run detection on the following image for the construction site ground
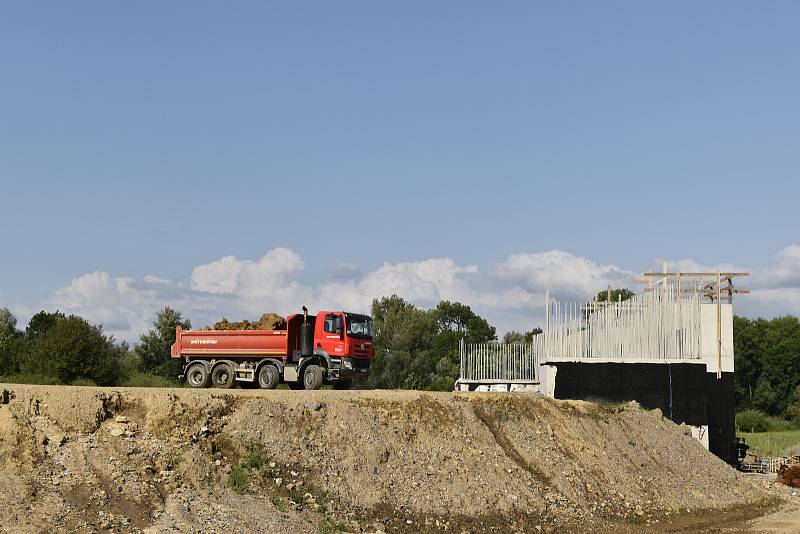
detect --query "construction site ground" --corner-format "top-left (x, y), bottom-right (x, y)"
top-left (0, 384), bottom-right (798, 533)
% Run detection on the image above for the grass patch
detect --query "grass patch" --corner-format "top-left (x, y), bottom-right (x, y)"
top-left (71, 378), bottom-right (97, 386)
top-left (271, 496), bottom-right (286, 513)
top-left (242, 441), bottom-right (269, 470)
top-left (121, 371), bottom-right (180, 388)
top-left (736, 409), bottom-right (798, 433)
top-left (259, 465), bottom-right (276, 479)
top-left (228, 464), bottom-right (249, 493)
top-left (319, 517), bottom-right (346, 534)
top-left (739, 430), bottom-right (800, 457)
top-left (288, 489), bottom-right (305, 504)
top-left (0, 372), bottom-right (62, 385)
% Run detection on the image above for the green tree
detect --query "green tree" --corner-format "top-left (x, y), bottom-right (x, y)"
top-left (0, 307), bottom-right (17, 336)
top-left (593, 288), bottom-right (635, 303)
top-left (368, 296), bottom-right (496, 391)
top-left (368, 296), bottom-right (437, 389)
top-left (0, 308), bottom-right (25, 375)
top-left (26, 310), bottom-right (66, 341)
top-left (24, 315), bottom-right (123, 385)
top-left (733, 316), bottom-right (766, 408)
top-left (786, 385), bottom-right (800, 425)
top-left (734, 314), bottom-right (800, 419)
top-left (0, 330), bottom-right (22, 375)
top-left (134, 307), bottom-right (191, 378)
top-left (502, 328), bottom-right (543, 344)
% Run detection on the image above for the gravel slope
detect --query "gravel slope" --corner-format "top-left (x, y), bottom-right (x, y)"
top-left (0, 384), bottom-right (777, 533)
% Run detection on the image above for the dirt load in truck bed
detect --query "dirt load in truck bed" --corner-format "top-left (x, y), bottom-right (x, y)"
top-left (0, 384), bottom-right (794, 533)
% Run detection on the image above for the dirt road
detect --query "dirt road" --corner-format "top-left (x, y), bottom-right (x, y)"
top-left (0, 384), bottom-right (793, 533)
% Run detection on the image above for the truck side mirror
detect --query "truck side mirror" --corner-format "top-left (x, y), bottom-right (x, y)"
top-left (336, 326), bottom-right (343, 337)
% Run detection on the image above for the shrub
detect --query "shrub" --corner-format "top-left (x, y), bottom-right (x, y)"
top-left (23, 316), bottom-right (122, 386)
top-left (270, 496), bottom-right (286, 513)
top-left (319, 517), bottom-right (346, 534)
top-left (121, 371), bottom-right (178, 388)
top-left (242, 442), bottom-right (268, 470)
top-left (737, 409), bottom-right (770, 432)
top-left (0, 372), bottom-right (62, 385)
top-left (71, 378), bottom-right (97, 387)
top-left (228, 465), bottom-right (249, 493)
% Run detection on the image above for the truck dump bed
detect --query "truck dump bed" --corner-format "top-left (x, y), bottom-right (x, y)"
top-left (170, 327), bottom-right (289, 359)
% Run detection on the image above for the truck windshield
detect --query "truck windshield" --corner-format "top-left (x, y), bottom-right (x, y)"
top-left (345, 313), bottom-right (373, 339)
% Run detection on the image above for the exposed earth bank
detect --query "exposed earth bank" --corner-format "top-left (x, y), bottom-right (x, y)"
top-left (0, 384), bottom-right (794, 533)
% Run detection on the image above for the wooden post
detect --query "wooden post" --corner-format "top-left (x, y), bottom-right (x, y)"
top-left (717, 271), bottom-right (722, 379)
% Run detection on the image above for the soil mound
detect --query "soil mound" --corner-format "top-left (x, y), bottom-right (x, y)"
top-left (204, 312), bottom-right (287, 331)
top-left (0, 385), bottom-right (776, 533)
top-left (778, 464), bottom-right (800, 488)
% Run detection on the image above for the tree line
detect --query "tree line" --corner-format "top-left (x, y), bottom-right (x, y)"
top-left (734, 315), bottom-right (800, 424)
top-left (0, 299), bottom-right (534, 390)
top-left (2, 302), bottom-right (798, 408)
top-left (0, 307), bottom-right (190, 387)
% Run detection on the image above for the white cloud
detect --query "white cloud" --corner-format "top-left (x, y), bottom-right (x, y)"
top-left (657, 246), bottom-right (800, 320)
top-left (191, 247), bottom-right (305, 297)
top-left (327, 262), bottom-right (361, 280)
top-left (318, 258), bottom-right (479, 313)
top-left (753, 245), bottom-right (800, 289)
top-left (18, 244), bottom-right (800, 343)
top-left (493, 250), bottom-right (633, 297)
top-left (655, 258), bottom-right (747, 275)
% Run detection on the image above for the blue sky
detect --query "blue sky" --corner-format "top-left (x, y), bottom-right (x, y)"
top-left (1, 3), bottom-right (799, 340)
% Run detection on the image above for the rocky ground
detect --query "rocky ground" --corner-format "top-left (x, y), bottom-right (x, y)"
top-left (0, 384), bottom-right (795, 533)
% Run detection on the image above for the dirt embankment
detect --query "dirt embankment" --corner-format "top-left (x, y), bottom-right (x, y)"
top-left (0, 384), bottom-right (787, 533)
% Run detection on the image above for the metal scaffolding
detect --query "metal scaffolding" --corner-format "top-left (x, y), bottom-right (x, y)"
top-left (457, 270), bottom-right (749, 385)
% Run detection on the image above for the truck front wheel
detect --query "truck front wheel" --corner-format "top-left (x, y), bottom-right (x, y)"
top-left (211, 363), bottom-right (235, 389)
top-left (186, 363), bottom-right (210, 388)
top-left (258, 364), bottom-right (280, 390)
top-left (303, 365), bottom-right (323, 390)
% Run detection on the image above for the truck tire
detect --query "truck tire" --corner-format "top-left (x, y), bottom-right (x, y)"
top-left (303, 364), bottom-right (324, 390)
top-left (211, 363), bottom-right (235, 389)
top-left (332, 379), bottom-right (352, 390)
top-left (258, 364), bottom-right (280, 390)
top-left (186, 363), bottom-right (210, 388)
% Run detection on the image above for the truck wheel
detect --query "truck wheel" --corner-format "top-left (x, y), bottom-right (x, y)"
top-left (332, 379), bottom-right (352, 390)
top-left (258, 365), bottom-right (280, 390)
top-left (211, 363), bottom-right (235, 389)
top-left (186, 363), bottom-right (210, 388)
top-left (303, 365), bottom-right (324, 390)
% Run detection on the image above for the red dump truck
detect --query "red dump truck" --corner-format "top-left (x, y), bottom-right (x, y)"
top-left (170, 307), bottom-right (373, 390)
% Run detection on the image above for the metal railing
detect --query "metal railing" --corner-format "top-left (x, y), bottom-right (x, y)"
top-left (543, 285), bottom-right (702, 362)
top-left (459, 339), bottom-right (540, 383)
top-left (457, 286), bottom-right (705, 385)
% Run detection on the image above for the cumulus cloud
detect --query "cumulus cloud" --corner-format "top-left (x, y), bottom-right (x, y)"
top-left (49, 271), bottom-right (162, 337)
top-left (493, 250), bottom-right (633, 297)
top-left (327, 262), bottom-right (361, 281)
top-left (21, 244), bottom-right (800, 342)
top-left (655, 258), bottom-right (748, 275)
top-left (191, 247), bottom-right (305, 297)
top-left (657, 246), bottom-right (800, 319)
top-left (318, 258), bottom-right (479, 313)
top-left (753, 245), bottom-right (800, 289)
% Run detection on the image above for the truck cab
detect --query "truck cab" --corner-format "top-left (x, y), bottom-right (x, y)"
top-left (313, 311), bottom-right (374, 380)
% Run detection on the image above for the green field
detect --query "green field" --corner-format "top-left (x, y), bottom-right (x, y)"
top-left (738, 430), bottom-right (800, 457)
